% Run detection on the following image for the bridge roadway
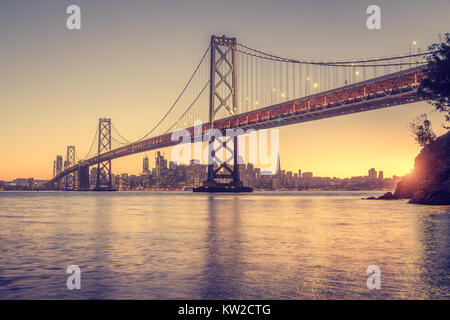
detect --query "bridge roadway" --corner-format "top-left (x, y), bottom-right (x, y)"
top-left (48, 65), bottom-right (428, 184)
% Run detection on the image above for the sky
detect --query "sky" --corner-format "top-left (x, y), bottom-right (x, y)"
top-left (1, 0), bottom-right (449, 180)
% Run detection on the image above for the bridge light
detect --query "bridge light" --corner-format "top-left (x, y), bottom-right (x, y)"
top-left (313, 83), bottom-right (318, 88)
top-left (306, 77), bottom-right (310, 81)
top-left (255, 101), bottom-right (259, 105)
top-left (409, 41), bottom-right (417, 68)
top-left (272, 88), bottom-right (276, 92)
top-left (355, 71), bottom-right (360, 76)
top-left (281, 93), bottom-right (285, 97)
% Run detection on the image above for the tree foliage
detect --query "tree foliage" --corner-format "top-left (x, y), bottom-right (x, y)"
top-left (409, 114), bottom-right (436, 147)
top-left (418, 33), bottom-right (450, 127)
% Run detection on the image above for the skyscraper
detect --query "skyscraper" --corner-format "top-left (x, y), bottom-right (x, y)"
top-left (143, 156), bottom-right (149, 173)
top-left (155, 151), bottom-right (167, 177)
top-left (55, 155), bottom-right (63, 174)
top-left (368, 168), bottom-right (377, 180)
top-left (270, 152), bottom-right (282, 175)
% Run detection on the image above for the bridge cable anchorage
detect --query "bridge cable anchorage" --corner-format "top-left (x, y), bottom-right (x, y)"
top-left (236, 42), bottom-right (436, 66)
top-left (134, 45), bottom-right (211, 143)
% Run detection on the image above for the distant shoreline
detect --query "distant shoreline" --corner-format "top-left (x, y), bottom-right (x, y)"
top-left (0, 189), bottom-right (392, 193)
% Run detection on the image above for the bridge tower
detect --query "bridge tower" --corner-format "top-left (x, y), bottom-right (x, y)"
top-left (194, 35), bottom-right (252, 192)
top-left (63, 146), bottom-right (76, 190)
top-left (94, 118), bottom-right (114, 191)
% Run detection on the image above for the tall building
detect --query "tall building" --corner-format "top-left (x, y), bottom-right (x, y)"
top-left (302, 172), bottom-right (313, 179)
top-left (89, 167), bottom-right (98, 187)
top-left (155, 151), bottom-right (167, 177)
top-left (272, 175), bottom-right (281, 189)
top-left (286, 171), bottom-right (293, 188)
top-left (55, 155), bottom-right (63, 174)
top-left (368, 168), bottom-right (377, 180)
top-left (169, 161), bottom-right (177, 170)
top-left (143, 156), bottom-right (149, 173)
top-left (378, 171), bottom-right (384, 180)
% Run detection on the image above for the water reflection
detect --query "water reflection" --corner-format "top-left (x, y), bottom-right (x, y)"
top-left (0, 191), bottom-right (448, 299)
top-left (202, 195), bottom-right (244, 299)
top-left (413, 211), bottom-right (450, 298)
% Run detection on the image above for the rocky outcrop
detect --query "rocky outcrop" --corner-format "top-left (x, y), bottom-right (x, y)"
top-left (394, 131), bottom-right (450, 205)
top-left (365, 192), bottom-right (399, 200)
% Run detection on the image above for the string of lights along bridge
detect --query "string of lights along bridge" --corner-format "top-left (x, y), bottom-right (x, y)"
top-left (47, 35), bottom-right (432, 192)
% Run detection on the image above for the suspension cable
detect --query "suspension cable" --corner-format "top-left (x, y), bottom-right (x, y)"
top-left (164, 80), bottom-right (210, 134)
top-left (111, 136), bottom-right (128, 146)
top-left (111, 123), bottom-right (131, 144)
top-left (134, 45), bottom-right (211, 142)
top-left (236, 42), bottom-right (435, 66)
top-left (80, 126), bottom-right (99, 161)
top-left (236, 49), bottom-right (429, 67)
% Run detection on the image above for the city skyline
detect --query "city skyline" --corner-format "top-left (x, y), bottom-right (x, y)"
top-left (1, 152), bottom-right (402, 191)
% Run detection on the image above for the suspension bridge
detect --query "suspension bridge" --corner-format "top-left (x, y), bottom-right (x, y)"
top-left (44, 35), bottom-right (432, 192)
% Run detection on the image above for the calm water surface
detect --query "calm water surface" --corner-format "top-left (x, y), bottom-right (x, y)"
top-left (0, 191), bottom-right (448, 299)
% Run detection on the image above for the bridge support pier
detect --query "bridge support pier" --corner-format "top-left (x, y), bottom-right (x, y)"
top-left (194, 133), bottom-right (252, 193)
top-left (194, 35), bottom-right (252, 193)
top-left (63, 146), bottom-right (76, 191)
top-left (77, 166), bottom-right (90, 191)
top-left (54, 179), bottom-right (61, 190)
top-left (93, 118), bottom-right (116, 191)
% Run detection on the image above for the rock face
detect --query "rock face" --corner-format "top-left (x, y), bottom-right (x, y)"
top-left (394, 131), bottom-right (450, 205)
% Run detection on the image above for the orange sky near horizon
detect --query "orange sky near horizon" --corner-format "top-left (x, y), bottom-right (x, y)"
top-left (0, 0), bottom-right (449, 181)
